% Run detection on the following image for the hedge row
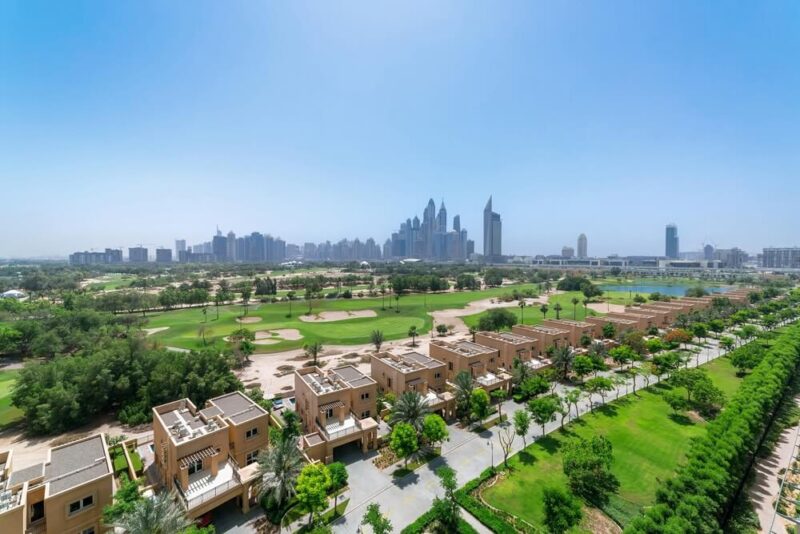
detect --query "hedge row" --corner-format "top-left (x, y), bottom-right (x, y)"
top-left (625, 323), bottom-right (800, 533)
top-left (453, 467), bottom-right (526, 534)
top-left (400, 507), bottom-right (478, 534)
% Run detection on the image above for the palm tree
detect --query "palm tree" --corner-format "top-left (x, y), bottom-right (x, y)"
top-left (469, 326), bottom-right (477, 342)
top-left (371, 330), bottom-right (384, 351)
top-left (407, 326), bottom-right (418, 346)
top-left (540, 304), bottom-right (549, 320)
top-left (553, 303), bottom-right (563, 320)
top-left (453, 371), bottom-right (474, 420)
top-left (115, 491), bottom-right (191, 534)
top-left (582, 298), bottom-right (590, 316)
top-left (380, 284), bottom-right (387, 310)
top-left (390, 391), bottom-right (431, 432)
top-left (304, 341), bottom-right (323, 366)
top-left (551, 346), bottom-right (575, 379)
top-left (571, 297), bottom-right (580, 319)
top-left (518, 301), bottom-right (527, 324)
top-left (197, 325), bottom-right (208, 346)
top-left (254, 435), bottom-right (304, 510)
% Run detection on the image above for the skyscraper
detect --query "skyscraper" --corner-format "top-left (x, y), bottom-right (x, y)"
top-left (577, 233), bottom-right (588, 258)
top-left (483, 196), bottom-right (502, 261)
top-left (227, 231), bottom-right (236, 261)
top-left (665, 224), bottom-right (679, 258)
top-left (212, 234), bottom-right (228, 262)
top-left (175, 239), bottom-right (186, 255)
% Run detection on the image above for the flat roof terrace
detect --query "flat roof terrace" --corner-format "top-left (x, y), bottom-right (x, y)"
top-left (208, 391), bottom-right (268, 425)
top-left (516, 324), bottom-right (570, 335)
top-left (479, 331), bottom-right (536, 345)
top-left (46, 434), bottom-right (110, 496)
top-left (545, 318), bottom-right (594, 328)
top-left (375, 351), bottom-right (443, 373)
top-left (330, 365), bottom-right (376, 388)
top-left (156, 400), bottom-right (226, 444)
top-left (450, 340), bottom-right (496, 356)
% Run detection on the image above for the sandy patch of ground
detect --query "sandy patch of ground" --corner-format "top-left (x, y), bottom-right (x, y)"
top-left (143, 326), bottom-right (169, 336)
top-left (431, 291), bottom-right (559, 335)
top-left (299, 310), bottom-right (377, 322)
top-left (587, 302), bottom-right (626, 314)
top-left (253, 339), bottom-right (280, 345)
top-left (236, 316), bottom-right (262, 324)
top-left (259, 329), bottom-right (303, 341)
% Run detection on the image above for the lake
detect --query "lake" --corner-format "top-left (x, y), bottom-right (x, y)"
top-left (598, 284), bottom-right (731, 297)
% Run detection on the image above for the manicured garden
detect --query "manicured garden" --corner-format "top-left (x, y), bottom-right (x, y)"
top-left (481, 356), bottom-right (743, 528)
top-left (144, 284), bottom-right (540, 352)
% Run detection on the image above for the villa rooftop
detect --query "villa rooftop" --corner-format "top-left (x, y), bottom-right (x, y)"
top-left (515, 324), bottom-right (570, 335)
top-left (330, 365), bottom-right (375, 388)
top-left (545, 318), bottom-right (594, 328)
top-left (432, 340), bottom-right (496, 356)
top-left (209, 391), bottom-right (268, 425)
top-left (375, 351), bottom-right (443, 373)
top-left (45, 435), bottom-right (110, 496)
top-left (479, 331), bottom-right (536, 344)
top-left (157, 399), bottom-right (227, 444)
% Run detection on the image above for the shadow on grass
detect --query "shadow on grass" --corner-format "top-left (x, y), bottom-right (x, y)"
top-left (594, 403), bottom-right (619, 418)
top-left (518, 450), bottom-right (536, 466)
top-left (535, 435), bottom-right (563, 455)
top-left (667, 413), bottom-right (695, 426)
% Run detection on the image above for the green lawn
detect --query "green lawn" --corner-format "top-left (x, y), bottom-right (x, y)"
top-left (145, 284), bottom-right (539, 352)
top-left (482, 356), bottom-right (742, 528)
top-left (0, 370), bottom-right (23, 428)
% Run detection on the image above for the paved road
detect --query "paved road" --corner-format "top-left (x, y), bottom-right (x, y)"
top-left (331, 338), bottom-right (727, 533)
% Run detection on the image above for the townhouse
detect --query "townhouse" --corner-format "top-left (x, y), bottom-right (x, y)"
top-left (294, 366), bottom-right (379, 464)
top-left (473, 331), bottom-right (551, 372)
top-left (542, 319), bottom-right (598, 347)
top-left (371, 351), bottom-right (455, 418)
top-left (429, 340), bottom-right (511, 393)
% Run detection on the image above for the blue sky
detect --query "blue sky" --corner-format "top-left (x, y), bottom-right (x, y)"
top-left (1, 1), bottom-right (799, 258)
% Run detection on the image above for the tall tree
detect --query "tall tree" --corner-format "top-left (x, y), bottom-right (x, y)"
top-left (371, 330), bottom-right (384, 351)
top-left (540, 304), bottom-right (549, 320)
top-left (390, 391), bottom-right (431, 432)
top-left (553, 302), bottom-right (563, 320)
top-left (304, 341), bottom-right (323, 366)
top-left (255, 434), bottom-right (304, 509)
top-left (513, 409), bottom-right (531, 448)
top-left (362, 503), bottom-right (393, 534)
top-left (571, 297), bottom-right (580, 319)
top-left (295, 463), bottom-right (332, 526)
top-left (407, 325), bottom-right (418, 347)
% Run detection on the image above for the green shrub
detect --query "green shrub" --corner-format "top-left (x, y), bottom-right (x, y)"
top-left (454, 468), bottom-right (520, 534)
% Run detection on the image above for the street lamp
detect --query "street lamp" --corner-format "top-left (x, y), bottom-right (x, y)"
top-left (486, 440), bottom-right (494, 470)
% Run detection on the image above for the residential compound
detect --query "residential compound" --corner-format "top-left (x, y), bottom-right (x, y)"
top-left (152, 391), bottom-right (270, 519)
top-left (429, 340), bottom-right (512, 393)
top-left (0, 434), bottom-right (114, 534)
top-left (294, 366), bottom-right (379, 464)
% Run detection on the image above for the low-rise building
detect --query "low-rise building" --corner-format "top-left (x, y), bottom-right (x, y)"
top-left (152, 391), bottom-right (269, 519)
top-left (542, 319), bottom-right (598, 347)
top-left (511, 324), bottom-right (571, 350)
top-left (608, 311), bottom-right (658, 331)
top-left (585, 315), bottom-right (638, 337)
top-left (473, 331), bottom-right (550, 372)
top-left (429, 340), bottom-right (511, 393)
top-left (0, 434), bottom-right (114, 534)
top-left (294, 366), bottom-right (379, 464)
top-left (371, 351), bottom-right (455, 418)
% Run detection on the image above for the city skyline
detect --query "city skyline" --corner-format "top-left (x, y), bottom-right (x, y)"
top-left (3, 2), bottom-right (800, 258)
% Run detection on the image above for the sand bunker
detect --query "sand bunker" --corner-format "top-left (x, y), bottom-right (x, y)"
top-left (299, 310), bottom-right (377, 322)
top-left (253, 339), bottom-right (280, 345)
top-left (236, 316), bottom-right (262, 324)
top-left (143, 327), bottom-right (169, 336)
top-left (255, 329), bottom-right (303, 341)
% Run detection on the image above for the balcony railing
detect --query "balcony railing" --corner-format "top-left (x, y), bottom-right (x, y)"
top-left (173, 457), bottom-right (242, 510)
top-left (316, 412), bottom-right (361, 441)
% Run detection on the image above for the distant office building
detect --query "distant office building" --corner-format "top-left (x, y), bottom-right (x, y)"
top-left (175, 239), bottom-right (186, 255)
top-left (577, 234), bottom-right (587, 258)
top-left (226, 231), bottom-right (236, 261)
top-left (386, 198), bottom-right (468, 260)
top-left (562, 246), bottom-right (575, 258)
top-left (483, 196), bottom-right (502, 261)
top-left (703, 244), bottom-right (715, 261)
top-left (763, 247), bottom-right (800, 269)
top-left (69, 248), bottom-right (123, 265)
top-left (286, 243), bottom-right (301, 259)
top-left (128, 247), bottom-right (149, 263)
top-left (665, 224), bottom-right (679, 259)
top-left (212, 235), bottom-right (228, 262)
top-left (466, 239), bottom-right (475, 257)
top-left (155, 248), bottom-right (173, 263)
top-left (714, 247), bottom-right (747, 269)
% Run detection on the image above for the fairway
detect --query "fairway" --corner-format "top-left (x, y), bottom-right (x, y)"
top-left (144, 284), bottom-right (539, 352)
top-left (482, 356), bottom-right (742, 528)
top-left (462, 291), bottom-right (610, 328)
top-left (0, 370), bottom-right (22, 428)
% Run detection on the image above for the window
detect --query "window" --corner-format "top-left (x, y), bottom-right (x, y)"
top-left (82, 528), bottom-right (96, 534)
top-left (187, 459), bottom-right (203, 476)
top-left (246, 427), bottom-right (259, 439)
top-left (387, 377), bottom-right (392, 387)
top-left (68, 495), bottom-right (94, 516)
top-left (360, 392), bottom-right (370, 400)
top-left (246, 450), bottom-right (259, 466)
top-left (434, 372), bottom-right (441, 379)
top-left (325, 408), bottom-right (334, 419)
top-left (360, 410), bottom-right (370, 418)
top-left (30, 501), bottom-right (44, 522)
top-left (448, 362), bottom-right (453, 371)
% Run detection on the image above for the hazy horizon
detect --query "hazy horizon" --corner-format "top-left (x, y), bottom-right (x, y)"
top-left (2, 2), bottom-right (799, 258)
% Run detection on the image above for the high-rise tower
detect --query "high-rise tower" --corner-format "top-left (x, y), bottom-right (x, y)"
top-left (665, 224), bottom-right (679, 259)
top-left (483, 196), bottom-right (502, 261)
top-left (577, 233), bottom-right (588, 258)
